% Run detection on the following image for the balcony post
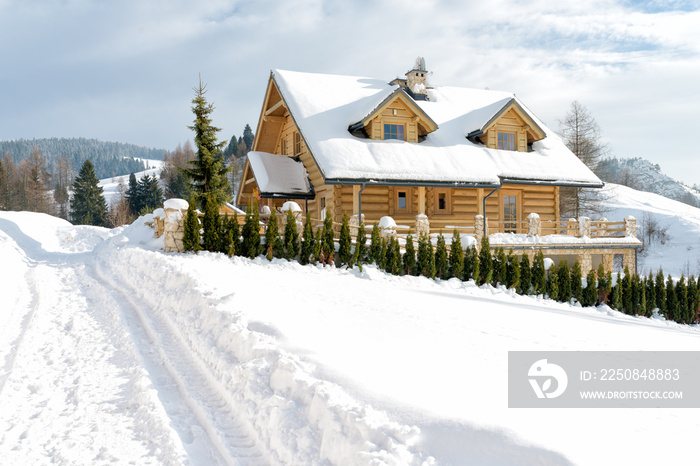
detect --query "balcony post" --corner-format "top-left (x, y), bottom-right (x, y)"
top-left (527, 212), bottom-right (541, 237)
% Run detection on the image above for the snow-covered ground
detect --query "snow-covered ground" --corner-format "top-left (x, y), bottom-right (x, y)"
top-left (2, 198), bottom-right (700, 465)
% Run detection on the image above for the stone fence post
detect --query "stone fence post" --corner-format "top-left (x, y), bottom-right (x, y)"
top-left (415, 213), bottom-right (430, 237)
top-left (624, 216), bottom-right (637, 238)
top-left (527, 212), bottom-right (541, 237)
top-left (163, 198), bottom-right (190, 253)
top-left (475, 215), bottom-right (485, 244)
top-left (578, 216), bottom-right (591, 237)
top-left (350, 213), bottom-right (365, 237)
top-left (566, 218), bottom-right (578, 236)
top-left (379, 216), bottom-right (397, 239)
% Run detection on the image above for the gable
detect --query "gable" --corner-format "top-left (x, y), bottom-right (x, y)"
top-left (478, 99), bottom-right (546, 148)
top-left (253, 76), bottom-right (289, 154)
top-left (348, 89), bottom-right (438, 142)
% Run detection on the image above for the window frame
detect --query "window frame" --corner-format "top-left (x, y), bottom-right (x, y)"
top-left (383, 122), bottom-right (406, 141)
top-left (433, 188), bottom-right (452, 215)
top-left (497, 131), bottom-right (516, 151)
top-left (391, 187), bottom-right (413, 214)
top-left (500, 190), bottom-right (522, 233)
top-left (294, 131), bottom-right (302, 156)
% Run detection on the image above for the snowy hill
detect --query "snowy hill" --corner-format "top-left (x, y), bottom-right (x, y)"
top-left (2, 210), bottom-right (700, 465)
top-left (598, 157), bottom-right (700, 207)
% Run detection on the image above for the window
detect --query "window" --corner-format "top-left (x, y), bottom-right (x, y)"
top-left (294, 132), bottom-right (302, 156)
top-left (433, 188), bottom-right (451, 214)
top-left (320, 196), bottom-right (326, 220)
top-left (503, 195), bottom-right (517, 233)
top-left (383, 123), bottom-right (405, 140)
top-left (398, 191), bottom-right (407, 210)
top-left (281, 138), bottom-right (287, 156)
top-left (498, 131), bottom-right (516, 151)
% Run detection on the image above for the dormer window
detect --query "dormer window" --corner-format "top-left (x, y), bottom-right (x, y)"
top-left (498, 131), bottom-right (516, 151)
top-left (384, 123), bottom-right (405, 140)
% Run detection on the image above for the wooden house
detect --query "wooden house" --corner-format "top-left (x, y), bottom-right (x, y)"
top-left (236, 58), bottom-right (641, 273)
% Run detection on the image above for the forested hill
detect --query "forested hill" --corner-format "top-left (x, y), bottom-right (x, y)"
top-left (0, 138), bottom-right (166, 179)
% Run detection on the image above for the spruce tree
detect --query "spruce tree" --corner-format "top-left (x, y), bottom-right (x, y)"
top-left (478, 237), bottom-right (492, 286)
top-left (403, 233), bottom-right (416, 276)
top-left (583, 270), bottom-right (597, 306)
top-left (284, 210), bottom-right (299, 260)
top-left (505, 250), bottom-right (520, 290)
top-left (70, 159), bottom-right (107, 226)
top-left (463, 246), bottom-right (479, 282)
top-left (338, 212), bottom-right (352, 266)
top-left (265, 211), bottom-right (281, 260)
top-left (519, 254), bottom-right (531, 295)
top-left (655, 269), bottom-right (666, 313)
top-left (369, 223), bottom-right (381, 264)
top-left (300, 214), bottom-right (316, 265)
top-left (202, 193), bottom-right (220, 252)
top-left (434, 233), bottom-right (448, 280)
top-left (182, 196), bottom-right (201, 252)
top-left (125, 172), bottom-right (141, 216)
top-left (182, 77), bottom-right (230, 207)
top-left (531, 250), bottom-right (546, 295)
top-left (571, 261), bottom-right (583, 303)
top-left (449, 230), bottom-right (464, 280)
top-left (666, 275), bottom-right (678, 321)
top-left (557, 260), bottom-right (571, 303)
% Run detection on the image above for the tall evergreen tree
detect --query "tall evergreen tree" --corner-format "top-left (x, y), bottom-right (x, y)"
top-left (138, 174), bottom-right (163, 213)
top-left (655, 269), bottom-right (667, 313)
top-left (645, 272), bottom-right (656, 314)
top-left (182, 77), bottom-right (230, 207)
top-left (70, 159), bottom-right (107, 226)
top-left (222, 214), bottom-right (239, 256)
top-left (505, 250), bottom-right (520, 290)
top-left (202, 193), bottom-right (221, 252)
top-left (369, 223), bottom-right (381, 264)
top-left (621, 267), bottom-right (633, 314)
top-left (676, 275), bottom-right (689, 323)
top-left (687, 276), bottom-right (699, 323)
top-left (611, 282), bottom-right (622, 311)
top-left (240, 203), bottom-right (261, 259)
top-left (582, 270), bottom-right (597, 307)
top-left (338, 212), bottom-right (352, 266)
top-left (596, 263), bottom-right (610, 305)
top-left (417, 233), bottom-right (435, 279)
top-left (182, 197), bottom-right (201, 253)
top-left (463, 246), bottom-right (479, 282)
top-left (265, 211), bottom-right (281, 260)
top-left (557, 261), bottom-right (572, 303)
top-left (546, 269), bottom-right (559, 301)
top-left (353, 221), bottom-right (367, 267)
top-left (492, 247), bottom-right (506, 287)
top-left (320, 210), bottom-right (335, 265)
top-left (125, 172), bottom-right (141, 215)
top-left (403, 233), bottom-right (416, 276)
top-left (449, 230), bottom-right (464, 280)
top-left (242, 124), bottom-right (255, 155)
top-left (531, 250), bottom-right (546, 295)
top-left (434, 233), bottom-right (448, 280)
top-left (666, 275), bottom-right (678, 321)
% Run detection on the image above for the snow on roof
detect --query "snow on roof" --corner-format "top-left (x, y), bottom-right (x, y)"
top-left (271, 69), bottom-right (602, 187)
top-left (247, 151), bottom-right (313, 198)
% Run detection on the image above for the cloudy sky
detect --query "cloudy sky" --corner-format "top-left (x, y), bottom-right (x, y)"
top-left (1, 0), bottom-right (699, 184)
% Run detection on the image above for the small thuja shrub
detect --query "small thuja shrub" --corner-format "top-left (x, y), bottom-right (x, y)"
top-left (202, 193), bottom-right (220, 252)
top-left (645, 272), bottom-right (656, 315)
top-left (477, 237), bottom-right (492, 286)
top-left (284, 209), bottom-right (299, 260)
top-left (611, 282), bottom-right (623, 311)
top-left (505, 250), bottom-right (520, 290)
top-left (491, 247), bottom-right (505, 287)
top-left (265, 211), bottom-right (281, 260)
top-left (557, 260), bottom-right (571, 303)
top-left (434, 233), bottom-right (448, 280)
top-left (449, 230), bottom-right (464, 280)
top-left (224, 214), bottom-right (240, 257)
top-left (582, 269), bottom-right (597, 307)
top-left (338, 212), bottom-right (352, 266)
top-left (596, 263), bottom-right (610, 305)
top-left (320, 210), bottom-right (335, 265)
top-left (417, 233), bottom-right (435, 279)
top-left (385, 236), bottom-right (402, 275)
top-left (531, 250), bottom-right (546, 295)
top-left (518, 254), bottom-right (531, 294)
top-left (676, 275), bottom-right (688, 323)
top-left (571, 261), bottom-right (583, 303)
top-left (687, 276), bottom-right (698, 322)
top-left (403, 232), bottom-right (416, 276)
top-left (299, 214), bottom-right (316, 265)
top-left (621, 267), bottom-right (632, 314)
top-left (369, 223), bottom-right (381, 264)
top-left (183, 196), bottom-right (201, 253)
top-left (463, 246), bottom-right (479, 282)
top-left (240, 202), bottom-right (261, 259)
top-left (655, 269), bottom-right (666, 313)
top-left (353, 221), bottom-right (367, 267)
top-left (546, 268), bottom-right (559, 301)
top-left (636, 274), bottom-right (647, 317)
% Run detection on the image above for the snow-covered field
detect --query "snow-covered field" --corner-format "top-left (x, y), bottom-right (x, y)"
top-left (99, 159), bottom-right (164, 205)
top-left (2, 183), bottom-right (700, 465)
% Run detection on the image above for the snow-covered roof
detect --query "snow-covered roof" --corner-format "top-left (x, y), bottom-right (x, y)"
top-left (247, 151), bottom-right (314, 198)
top-left (270, 69), bottom-right (603, 188)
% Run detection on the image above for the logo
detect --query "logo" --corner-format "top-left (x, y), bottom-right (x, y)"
top-left (528, 359), bottom-right (568, 399)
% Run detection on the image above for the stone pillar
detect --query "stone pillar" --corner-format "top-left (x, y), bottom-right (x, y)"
top-left (580, 251), bottom-right (593, 275)
top-left (415, 213), bottom-right (430, 237)
top-left (623, 249), bottom-right (636, 273)
top-left (527, 212), bottom-right (541, 237)
top-left (349, 213), bottom-right (365, 237)
top-left (578, 217), bottom-right (591, 237)
top-left (379, 216), bottom-right (397, 239)
top-left (163, 199), bottom-right (189, 253)
top-left (475, 215), bottom-right (485, 244)
top-left (624, 216), bottom-right (637, 238)
top-left (602, 253), bottom-right (614, 273)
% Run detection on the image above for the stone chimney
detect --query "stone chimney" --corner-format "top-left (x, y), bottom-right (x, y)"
top-left (406, 56), bottom-right (428, 99)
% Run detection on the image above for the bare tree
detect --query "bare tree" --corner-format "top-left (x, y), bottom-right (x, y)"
top-left (26, 146), bottom-right (53, 214)
top-left (558, 101), bottom-right (609, 218)
top-left (54, 155), bottom-right (73, 219)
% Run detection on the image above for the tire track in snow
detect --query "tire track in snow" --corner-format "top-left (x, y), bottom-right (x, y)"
top-left (90, 255), bottom-right (268, 465)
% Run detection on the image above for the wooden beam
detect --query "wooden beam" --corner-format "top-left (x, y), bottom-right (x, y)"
top-left (265, 99), bottom-right (286, 116)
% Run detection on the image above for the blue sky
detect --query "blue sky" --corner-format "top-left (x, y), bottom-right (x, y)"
top-left (0, 0), bottom-right (698, 184)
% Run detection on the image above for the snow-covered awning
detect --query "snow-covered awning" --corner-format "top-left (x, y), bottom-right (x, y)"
top-left (247, 151), bottom-right (315, 199)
